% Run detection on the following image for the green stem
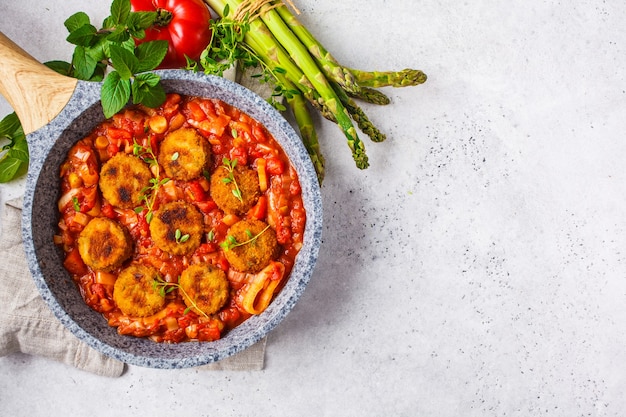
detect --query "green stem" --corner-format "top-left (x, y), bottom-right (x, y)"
top-left (258, 6), bottom-right (368, 169)
top-left (348, 68), bottom-right (428, 88)
top-left (288, 93), bottom-right (325, 183)
top-left (274, 4), bottom-right (359, 94)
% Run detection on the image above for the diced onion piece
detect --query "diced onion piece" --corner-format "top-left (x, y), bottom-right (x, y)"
top-left (58, 188), bottom-right (80, 211)
top-left (165, 316), bottom-right (179, 331)
top-left (74, 148), bottom-right (91, 162)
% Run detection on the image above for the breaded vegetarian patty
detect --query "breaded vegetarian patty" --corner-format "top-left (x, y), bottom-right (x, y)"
top-left (99, 153), bottom-right (152, 209)
top-left (113, 263), bottom-right (165, 317)
top-left (210, 162), bottom-right (260, 215)
top-left (77, 217), bottom-right (132, 272)
top-left (222, 219), bottom-right (278, 273)
top-left (158, 128), bottom-right (211, 181)
top-left (149, 200), bottom-right (204, 255)
top-left (179, 263), bottom-right (229, 316)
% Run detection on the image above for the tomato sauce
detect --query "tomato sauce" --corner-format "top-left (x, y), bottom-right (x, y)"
top-left (55, 94), bottom-right (306, 343)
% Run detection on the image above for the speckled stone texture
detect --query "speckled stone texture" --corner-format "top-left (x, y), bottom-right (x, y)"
top-left (21, 71), bottom-right (323, 369)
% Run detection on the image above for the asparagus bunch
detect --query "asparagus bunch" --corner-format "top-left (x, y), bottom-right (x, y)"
top-left (201, 0), bottom-right (426, 182)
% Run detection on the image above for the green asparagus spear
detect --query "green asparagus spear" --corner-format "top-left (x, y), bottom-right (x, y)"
top-left (349, 68), bottom-right (428, 88)
top-left (332, 81), bottom-right (386, 143)
top-left (274, 4), bottom-right (360, 94)
top-left (289, 92), bottom-right (325, 183)
top-left (347, 86), bottom-right (391, 106)
top-left (257, 5), bottom-right (368, 168)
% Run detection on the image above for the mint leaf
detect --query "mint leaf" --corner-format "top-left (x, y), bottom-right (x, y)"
top-left (72, 46), bottom-right (98, 80)
top-left (106, 26), bottom-right (130, 43)
top-left (132, 73), bottom-right (166, 108)
top-left (135, 40), bottom-right (168, 72)
top-left (127, 11), bottom-right (157, 38)
top-left (44, 60), bottom-right (73, 76)
top-left (109, 44), bottom-right (139, 80)
top-left (66, 24), bottom-right (98, 47)
top-left (64, 12), bottom-right (91, 33)
top-left (110, 0), bottom-right (131, 25)
top-left (102, 71), bottom-right (131, 118)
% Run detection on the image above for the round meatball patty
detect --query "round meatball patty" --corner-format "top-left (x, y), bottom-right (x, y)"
top-left (77, 217), bottom-right (132, 272)
top-left (179, 263), bottom-right (230, 316)
top-left (99, 153), bottom-right (152, 209)
top-left (222, 219), bottom-right (278, 273)
top-left (113, 263), bottom-right (165, 317)
top-left (158, 128), bottom-right (211, 181)
top-left (149, 200), bottom-right (204, 256)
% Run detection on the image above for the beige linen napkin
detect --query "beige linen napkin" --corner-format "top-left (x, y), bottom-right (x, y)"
top-left (0, 67), bottom-right (275, 375)
top-left (0, 199), bottom-right (265, 375)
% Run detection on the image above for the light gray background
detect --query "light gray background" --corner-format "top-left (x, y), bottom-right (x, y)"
top-left (2, 0), bottom-right (626, 415)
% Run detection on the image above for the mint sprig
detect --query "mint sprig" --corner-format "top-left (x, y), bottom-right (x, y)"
top-left (58, 0), bottom-right (168, 118)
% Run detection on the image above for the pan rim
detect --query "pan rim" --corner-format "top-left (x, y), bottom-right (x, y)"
top-left (21, 70), bottom-right (323, 369)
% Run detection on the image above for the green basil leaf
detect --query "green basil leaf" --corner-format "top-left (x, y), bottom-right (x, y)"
top-left (0, 156), bottom-right (24, 183)
top-left (10, 137), bottom-right (29, 162)
top-left (135, 40), bottom-right (168, 72)
top-left (64, 12), bottom-right (91, 33)
top-left (101, 71), bottom-right (131, 118)
top-left (0, 113), bottom-right (23, 140)
top-left (109, 44), bottom-right (139, 80)
top-left (110, 0), bottom-right (131, 25)
top-left (66, 24), bottom-right (98, 47)
top-left (132, 74), bottom-right (166, 108)
top-left (72, 46), bottom-right (98, 80)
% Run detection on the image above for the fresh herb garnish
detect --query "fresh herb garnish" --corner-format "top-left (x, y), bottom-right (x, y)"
top-left (0, 113), bottom-right (28, 183)
top-left (58, 0), bottom-right (168, 118)
top-left (133, 140), bottom-right (169, 223)
top-left (220, 224), bottom-right (270, 251)
top-left (72, 196), bottom-right (81, 212)
top-left (220, 157), bottom-right (243, 203)
top-left (174, 228), bottom-right (190, 244)
top-left (151, 276), bottom-right (209, 318)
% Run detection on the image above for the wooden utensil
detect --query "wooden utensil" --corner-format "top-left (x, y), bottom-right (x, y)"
top-left (0, 31), bottom-right (77, 135)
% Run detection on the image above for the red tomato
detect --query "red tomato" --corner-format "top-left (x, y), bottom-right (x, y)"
top-left (131, 0), bottom-right (212, 69)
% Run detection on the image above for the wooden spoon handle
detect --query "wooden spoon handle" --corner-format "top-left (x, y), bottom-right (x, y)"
top-left (0, 32), bottom-right (78, 135)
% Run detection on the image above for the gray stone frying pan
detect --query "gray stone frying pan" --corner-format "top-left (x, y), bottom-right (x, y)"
top-left (0, 32), bottom-right (323, 368)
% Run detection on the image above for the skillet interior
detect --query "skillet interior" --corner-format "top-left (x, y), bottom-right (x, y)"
top-left (21, 71), bottom-right (323, 368)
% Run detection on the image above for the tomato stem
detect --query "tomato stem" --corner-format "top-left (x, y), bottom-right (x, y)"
top-left (154, 8), bottom-right (173, 26)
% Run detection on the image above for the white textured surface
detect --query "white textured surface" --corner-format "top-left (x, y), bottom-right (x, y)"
top-left (2, 0), bottom-right (626, 415)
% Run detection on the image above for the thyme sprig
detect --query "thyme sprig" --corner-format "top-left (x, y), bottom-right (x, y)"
top-left (221, 157), bottom-right (243, 203)
top-left (220, 224), bottom-right (270, 251)
top-left (133, 139), bottom-right (169, 223)
top-left (152, 277), bottom-right (209, 319)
